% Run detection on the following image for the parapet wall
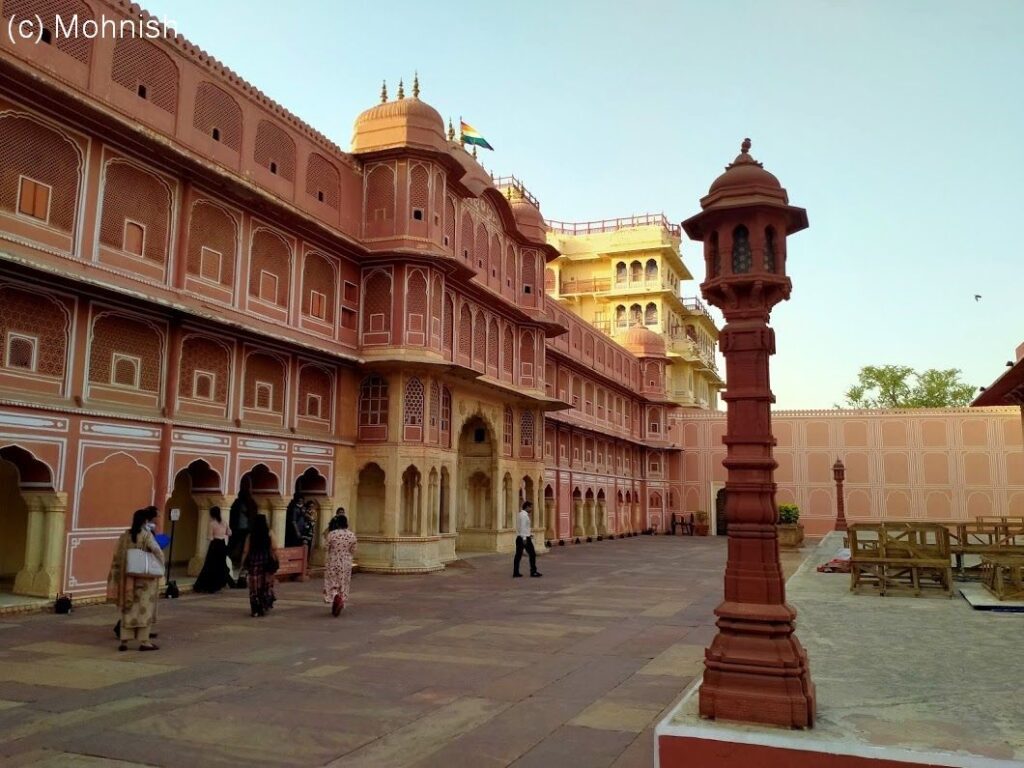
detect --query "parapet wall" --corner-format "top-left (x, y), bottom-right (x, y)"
top-left (679, 406), bottom-right (1024, 535)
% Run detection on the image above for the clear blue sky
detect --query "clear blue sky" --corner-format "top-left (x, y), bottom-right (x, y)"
top-left (144, 0), bottom-right (1022, 409)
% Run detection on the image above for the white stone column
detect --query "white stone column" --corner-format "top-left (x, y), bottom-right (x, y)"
top-left (269, 497), bottom-right (289, 548)
top-left (13, 493), bottom-right (46, 595)
top-left (38, 493), bottom-right (67, 597)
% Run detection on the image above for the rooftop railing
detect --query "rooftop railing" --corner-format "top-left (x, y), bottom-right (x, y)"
top-left (547, 212), bottom-right (681, 237)
top-left (492, 175), bottom-right (540, 208)
top-left (682, 296), bottom-right (714, 322)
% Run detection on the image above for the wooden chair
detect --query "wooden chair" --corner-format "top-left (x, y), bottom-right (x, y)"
top-left (849, 522), bottom-right (952, 597)
top-left (671, 512), bottom-right (694, 536)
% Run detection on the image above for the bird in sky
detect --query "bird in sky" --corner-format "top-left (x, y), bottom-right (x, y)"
top-left (974, 294), bottom-right (982, 301)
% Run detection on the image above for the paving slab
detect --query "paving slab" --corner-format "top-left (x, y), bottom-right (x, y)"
top-left (0, 536), bottom-right (729, 767)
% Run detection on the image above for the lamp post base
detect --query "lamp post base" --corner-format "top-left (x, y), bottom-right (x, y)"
top-left (699, 601), bottom-right (816, 729)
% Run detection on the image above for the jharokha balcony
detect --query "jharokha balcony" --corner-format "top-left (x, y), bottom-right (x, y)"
top-left (555, 276), bottom-right (677, 296)
top-left (546, 212), bottom-right (681, 237)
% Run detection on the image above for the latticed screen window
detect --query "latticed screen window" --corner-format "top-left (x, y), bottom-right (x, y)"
top-left (403, 377), bottom-right (424, 426)
top-left (520, 411), bottom-right (534, 447)
top-left (111, 354), bottom-right (140, 387)
top-left (440, 387), bottom-right (451, 443)
top-left (503, 407), bottom-right (513, 449)
top-left (193, 371), bottom-right (214, 400)
top-left (5, 333), bottom-right (36, 370)
top-left (359, 376), bottom-right (388, 426)
top-left (764, 228), bottom-right (777, 272)
top-left (123, 221), bottom-right (145, 256)
top-left (731, 225), bottom-right (752, 274)
top-left (200, 247), bottom-right (221, 283)
top-left (17, 177), bottom-right (50, 221)
top-left (255, 381), bottom-right (273, 410)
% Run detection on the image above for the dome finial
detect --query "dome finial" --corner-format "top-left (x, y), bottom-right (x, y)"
top-left (447, 118), bottom-right (455, 141)
top-left (412, 71), bottom-right (420, 99)
top-left (741, 138), bottom-right (751, 155)
top-left (397, 78), bottom-right (405, 100)
top-left (380, 80), bottom-right (388, 103)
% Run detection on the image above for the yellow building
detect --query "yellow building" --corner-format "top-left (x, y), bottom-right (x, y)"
top-left (544, 215), bottom-right (723, 410)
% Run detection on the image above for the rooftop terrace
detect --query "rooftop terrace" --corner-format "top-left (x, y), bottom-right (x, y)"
top-left (547, 213), bottom-right (682, 238)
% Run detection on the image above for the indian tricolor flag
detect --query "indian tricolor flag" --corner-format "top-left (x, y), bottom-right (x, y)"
top-left (460, 120), bottom-right (494, 150)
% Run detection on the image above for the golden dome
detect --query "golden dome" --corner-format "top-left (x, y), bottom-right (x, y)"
top-left (622, 326), bottom-right (666, 357)
top-left (351, 96), bottom-right (447, 154)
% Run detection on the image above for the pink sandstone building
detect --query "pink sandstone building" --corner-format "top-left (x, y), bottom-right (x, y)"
top-left (0, 0), bottom-right (718, 601)
top-left (0, 0), bottom-right (1021, 606)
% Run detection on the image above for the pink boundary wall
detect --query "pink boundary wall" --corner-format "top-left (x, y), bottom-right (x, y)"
top-left (678, 406), bottom-right (1024, 535)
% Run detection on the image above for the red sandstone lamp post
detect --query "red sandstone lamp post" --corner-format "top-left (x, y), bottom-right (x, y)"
top-left (682, 139), bottom-right (816, 729)
top-left (833, 458), bottom-right (847, 532)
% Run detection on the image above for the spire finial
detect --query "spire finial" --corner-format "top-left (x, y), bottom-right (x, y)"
top-left (447, 118), bottom-right (455, 141)
top-left (412, 71), bottom-right (420, 98)
top-left (380, 80), bottom-right (388, 103)
top-left (741, 137), bottom-right (751, 154)
top-left (397, 78), bottom-right (405, 99)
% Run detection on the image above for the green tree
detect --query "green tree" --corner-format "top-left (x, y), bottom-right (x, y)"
top-left (840, 365), bottom-right (976, 409)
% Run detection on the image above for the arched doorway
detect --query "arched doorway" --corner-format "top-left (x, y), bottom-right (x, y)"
top-left (597, 489), bottom-right (607, 535)
top-left (521, 476), bottom-right (535, 525)
top-left (427, 468), bottom-right (439, 535)
top-left (356, 464), bottom-right (385, 535)
top-left (502, 473), bottom-right (514, 529)
top-left (164, 459), bottom-right (222, 578)
top-left (0, 445), bottom-right (57, 597)
top-left (229, 464), bottom-right (278, 563)
top-left (294, 466), bottom-right (329, 562)
top-left (456, 415), bottom-right (496, 551)
top-left (584, 489), bottom-right (596, 539)
top-left (716, 487), bottom-right (728, 536)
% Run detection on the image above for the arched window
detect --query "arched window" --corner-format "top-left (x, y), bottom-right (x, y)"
top-left (630, 260), bottom-right (642, 282)
top-left (615, 305), bottom-right (626, 328)
top-left (358, 375), bottom-right (388, 440)
top-left (764, 227), bottom-right (777, 272)
top-left (615, 262), bottom-right (627, 284)
top-left (731, 225), bottom-right (752, 274)
top-left (440, 387), bottom-right (452, 447)
top-left (709, 231), bottom-right (721, 278)
top-left (645, 259), bottom-right (658, 281)
top-left (645, 302), bottom-right (658, 325)
top-left (520, 411), bottom-right (535, 454)
top-left (254, 120), bottom-right (296, 181)
top-left (629, 304), bottom-right (642, 325)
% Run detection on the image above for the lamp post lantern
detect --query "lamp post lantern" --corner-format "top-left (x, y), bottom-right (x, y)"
top-left (832, 458), bottom-right (847, 532)
top-left (682, 139), bottom-right (816, 729)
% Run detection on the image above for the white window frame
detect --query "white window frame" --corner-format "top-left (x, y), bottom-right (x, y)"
top-left (122, 218), bottom-right (147, 258)
top-left (199, 246), bottom-right (222, 284)
top-left (308, 289), bottom-right (328, 321)
top-left (192, 369), bottom-right (216, 401)
top-left (258, 270), bottom-right (279, 304)
top-left (305, 392), bottom-right (322, 419)
top-left (16, 175), bottom-right (52, 224)
top-left (254, 380), bottom-right (274, 411)
top-left (5, 332), bottom-right (38, 371)
top-left (110, 353), bottom-right (142, 389)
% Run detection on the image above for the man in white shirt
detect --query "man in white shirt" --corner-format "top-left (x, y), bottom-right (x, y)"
top-left (513, 501), bottom-right (542, 578)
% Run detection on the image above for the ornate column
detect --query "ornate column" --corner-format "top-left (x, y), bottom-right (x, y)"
top-left (832, 459), bottom-right (847, 532)
top-left (544, 496), bottom-right (556, 541)
top-left (596, 500), bottom-right (608, 536)
top-left (269, 497), bottom-right (289, 547)
top-left (14, 493), bottom-right (46, 596)
top-left (38, 492), bottom-right (68, 597)
top-left (572, 498), bottom-right (584, 538)
top-left (682, 139), bottom-right (815, 728)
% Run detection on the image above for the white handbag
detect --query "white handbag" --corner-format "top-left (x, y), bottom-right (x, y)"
top-left (126, 548), bottom-right (163, 578)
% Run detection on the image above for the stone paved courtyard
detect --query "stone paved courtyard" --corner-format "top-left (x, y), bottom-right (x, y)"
top-left (0, 536), bottom-right (755, 768)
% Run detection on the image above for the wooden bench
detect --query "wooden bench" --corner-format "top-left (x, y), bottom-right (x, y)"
top-left (670, 512), bottom-right (694, 536)
top-left (980, 554), bottom-right (1024, 601)
top-left (849, 522), bottom-right (952, 597)
top-left (274, 546), bottom-right (309, 582)
top-left (948, 521), bottom-right (1024, 573)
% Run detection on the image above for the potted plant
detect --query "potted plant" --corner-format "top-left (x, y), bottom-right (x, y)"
top-left (694, 511), bottom-right (709, 536)
top-left (777, 503), bottom-right (804, 548)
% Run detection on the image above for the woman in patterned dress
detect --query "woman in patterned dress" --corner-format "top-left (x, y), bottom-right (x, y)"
top-left (242, 514), bottom-right (277, 617)
top-left (323, 509), bottom-right (357, 617)
top-left (107, 507), bottom-right (163, 652)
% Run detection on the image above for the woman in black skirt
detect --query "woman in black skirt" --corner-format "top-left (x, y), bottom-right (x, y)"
top-left (242, 514), bottom-right (277, 617)
top-left (192, 506), bottom-right (234, 593)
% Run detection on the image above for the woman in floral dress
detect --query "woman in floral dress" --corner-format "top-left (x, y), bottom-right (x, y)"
top-left (323, 509), bottom-right (357, 617)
